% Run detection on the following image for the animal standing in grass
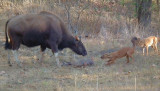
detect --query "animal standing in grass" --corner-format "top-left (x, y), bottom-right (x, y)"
top-left (4, 11), bottom-right (87, 67)
top-left (101, 37), bottom-right (136, 65)
top-left (131, 36), bottom-right (159, 55)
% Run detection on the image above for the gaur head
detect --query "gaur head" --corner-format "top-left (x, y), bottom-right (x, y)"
top-left (70, 36), bottom-right (87, 56)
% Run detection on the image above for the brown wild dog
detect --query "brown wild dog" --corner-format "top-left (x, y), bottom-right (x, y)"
top-left (101, 37), bottom-right (137, 65)
top-left (131, 36), bottom-right (159, 55)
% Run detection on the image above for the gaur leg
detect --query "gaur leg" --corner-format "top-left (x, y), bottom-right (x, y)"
top-left (12, 50), bottom-right (22, 67)
top-left (11, 38), bottom-right (21, 67)
top-left (7, 39), bottom-right (13, 66)
top-left (48, 41), bottom-right (61, 67)
top-left (7, 50), bottom-right (12, 66)
top-left (54, 52), bottom-right (61, 67)
top-left (38, 45), bottom-right (46, 63)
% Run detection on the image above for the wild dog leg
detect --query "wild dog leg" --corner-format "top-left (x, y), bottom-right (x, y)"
top-left (106, 58), bottom-right (115, 65)
top-left (146, 46), bottom-right (149, 55)
top-left (143, 47), bottom-right (145, 55)
top-left (126, 55), bottom-right (129, 63)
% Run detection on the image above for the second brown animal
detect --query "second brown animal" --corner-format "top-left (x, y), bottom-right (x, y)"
top-left (131, 36), bottom-right (159, 55)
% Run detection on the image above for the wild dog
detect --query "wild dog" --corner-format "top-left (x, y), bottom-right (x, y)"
top-left (131, 36), bottom-right (159, 55)
top-left (101, 37), bottom-right (136, 65)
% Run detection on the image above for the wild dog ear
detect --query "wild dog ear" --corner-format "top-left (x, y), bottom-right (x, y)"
top-left (131, 37), bottom-right (136, 45)
top-left (137, 38), bottom-right (140, 40)
top-left (132, 37), bottom-right (138, 40)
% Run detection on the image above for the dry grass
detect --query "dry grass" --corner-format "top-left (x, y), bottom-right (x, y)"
top-left (0, 40), bottom-right (160, 91)
top-left (0, 21), bottom-right (160, 91)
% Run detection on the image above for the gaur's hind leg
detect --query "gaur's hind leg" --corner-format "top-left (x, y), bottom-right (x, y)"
top-left (7, 50), bottom-right (12, 66)
top-left (11, 38), bottom-right (22, 67)
top-left (12, 50), bottom-right (22, 67)
top-left (7, 40), bottom-right (13, 66)
top-left (38, 45), bottom-right (46, 63)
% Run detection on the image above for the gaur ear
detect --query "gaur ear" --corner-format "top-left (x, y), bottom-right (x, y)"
top-left (75, 36), bottom-right (80, 41)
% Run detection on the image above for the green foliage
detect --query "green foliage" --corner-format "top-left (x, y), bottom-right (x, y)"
top-left (133, 0), bottom-right (138, 18)
top-left (119, 0), bottom-right (125, 6)
top-left (151, 1), bottom-right (159, 11)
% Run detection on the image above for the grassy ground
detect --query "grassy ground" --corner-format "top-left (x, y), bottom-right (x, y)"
top-left (0, 20), bottom-right (160, 91)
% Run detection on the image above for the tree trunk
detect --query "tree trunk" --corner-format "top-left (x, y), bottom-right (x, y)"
top-left (137, 0), bottom-right (152, 28)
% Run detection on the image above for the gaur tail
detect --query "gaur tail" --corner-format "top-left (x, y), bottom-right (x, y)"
top-left (5, 19), bottom-right (11, 50)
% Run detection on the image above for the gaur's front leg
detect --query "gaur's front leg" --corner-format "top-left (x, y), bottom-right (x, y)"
top-left (48, 41), bottom-right (61, 67)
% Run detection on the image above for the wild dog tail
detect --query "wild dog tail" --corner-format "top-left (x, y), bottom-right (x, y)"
top-left (5, 19), bottom-right (12, 50)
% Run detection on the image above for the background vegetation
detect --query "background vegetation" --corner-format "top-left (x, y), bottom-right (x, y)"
top-left (0, 0), bottom-right (160, 37)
